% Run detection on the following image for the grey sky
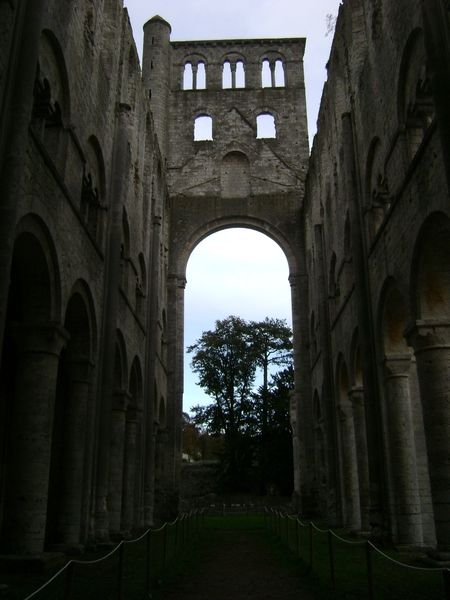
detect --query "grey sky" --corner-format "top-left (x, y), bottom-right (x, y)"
top-left (123, 0), bottom-right (341, 413)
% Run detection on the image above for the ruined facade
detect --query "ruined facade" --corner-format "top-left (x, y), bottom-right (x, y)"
top-left (0, 0), bottom-right (449, 559)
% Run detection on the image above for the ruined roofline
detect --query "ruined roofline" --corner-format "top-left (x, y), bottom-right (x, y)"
top-left (170, 37), bottom-right (306, 48)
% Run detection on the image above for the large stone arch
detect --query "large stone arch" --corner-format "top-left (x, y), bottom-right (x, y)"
top-left (0, 214), bottom-right (66, 554)
top-left (378, 277), bottom-right (424, 546)
top-left (46, 279), bottom-right (97, 550)
top-left (407, 212), bottom-right (450, 547)
top-left (165, 209), bottom-right (309, 513)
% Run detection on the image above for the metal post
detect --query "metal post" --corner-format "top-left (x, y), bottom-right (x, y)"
top-left (163, 523), bottom-right (169, 568)
top-left (296, 519), bottom-right (300, 557)
top-left (365, 541), bottom-right (374, 600)
top-left (118, 543), bottom-right (124, 600)
top-left (175, 518), bottom-right (179, 556)
top-left (285, 515), bottom-right (289, 547)
top-left (309, 523), bottom-right (314, 570)
top-left (181, 515), bottom-right (185, 548)
top-left (146, 529), bottom-right (151, 595)
top-left (64, 561), bottom-right (75, 600)
top-left (328, 530), bottom-right (336, 591)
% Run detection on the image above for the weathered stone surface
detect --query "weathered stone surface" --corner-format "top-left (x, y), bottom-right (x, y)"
top-left (0, 0), bottom-right (449, 559)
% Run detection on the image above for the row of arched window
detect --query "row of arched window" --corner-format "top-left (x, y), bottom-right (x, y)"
top-left (183, 59), bottom-right (285, 90)
top-left (194, 113), bottom-right (276, 141)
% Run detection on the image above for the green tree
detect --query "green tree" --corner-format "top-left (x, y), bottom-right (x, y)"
top-left (187, 316), bottom-right (257, 436)
top-left (187, 316), bottom-right (294, 494)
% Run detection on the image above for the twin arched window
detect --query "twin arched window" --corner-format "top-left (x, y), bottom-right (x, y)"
top-left (183, 62), bottom-right (206, 90)
top-left (222, 60), bottom-right (245, 89)
top-left (261, 59), bottom-right (285, 88)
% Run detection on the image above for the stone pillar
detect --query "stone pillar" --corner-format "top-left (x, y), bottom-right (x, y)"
top-left (143, 216), bottom-right (162, 526)
top-left (192, 64), bottom-right (198, 90)
top-left (270, 61), bottom-right (276, 87)
top-left (230, 62), bottom-right (237, 89)
top-left (383, 355), bottom-right (423, 546)
top-left (108, 390), bottom-right (130, 539)
top-left (94, 104), bottom-right (130, 543)
top-left (57, 359), bottom-right (92, 550)
top-left (341, 112), bottom-right (384, 522)
top-left (348, 387), bottom-right (371, 532)
top-left (338, 398), bottom-right (361, 531)
top-left (121, 405), bottom-right (141, 535)
top-left (407, 322), bottom-right (450, 547)
top-left (1, 323), bottom-right (68, 555)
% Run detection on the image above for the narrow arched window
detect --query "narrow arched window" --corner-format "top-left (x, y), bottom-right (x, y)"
top-left (257, 114), bottom-right (276, 138)
top-left (236, 61), bottom-right (245, 88)
top-left (222, 61), bottom-right (232, 89)
top-left (261, 60), bottom-right (271, 88)
top-left (197, 62), bottom-right (206, 89)
top-left (183, 63), bottom-right (193, 90)
top-left (275, 59), bottom-right (285, 87)
top-left (194, 115), bottom-right (213, 141)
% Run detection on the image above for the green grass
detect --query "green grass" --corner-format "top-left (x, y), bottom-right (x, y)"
top-left (270, 514), bottom-right (445, 600)
top-left (3, 513), bottom-right (447, 600)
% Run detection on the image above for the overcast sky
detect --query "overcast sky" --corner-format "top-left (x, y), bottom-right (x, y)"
top-left (123, 0), bottom-right (341, 413)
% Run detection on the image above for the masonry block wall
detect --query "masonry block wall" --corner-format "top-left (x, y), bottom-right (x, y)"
top-left (0, 0), bottom-right (450, 559)
top-left (304, 0), bottom-right (450, 547)
top-left (0, 0), bottom-right (170, 555)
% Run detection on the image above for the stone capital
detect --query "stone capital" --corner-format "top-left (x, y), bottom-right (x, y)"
top-left (10, 321), bottom-right (70, 356)
top-left (405, 320), bottom-right (450, 352)
top-left (382, 354), bottom-right (412, 378)
top-left (112, 389), bottom-right (132, 411)
top-left (348, 386), bottom-right (364, 406)
top-left (126, 404), bottom-right (142, 422)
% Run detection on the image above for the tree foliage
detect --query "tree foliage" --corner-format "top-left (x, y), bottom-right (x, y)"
top-left (187, 316), bottom-right (294, 494)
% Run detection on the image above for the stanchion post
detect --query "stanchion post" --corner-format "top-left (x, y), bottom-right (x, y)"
top-left (118, 543), bottom-right (124, 600)
top-left (365, 541), bottom-right (374, 600)
top-left (175, 518), bottom-right (179, 556)
top-left (309, 522), bottom-right (314, 570)
top-left (296, 519), bottom-right (300, 557)
top-left (286, 515), bottom-right (289, 547)
top-left (196, 510), bottom-right (199, 532)
top-left (163, 523), bottom-right (169, 568)
top-left (146, 529), bottom-right (151, 595)
top-left (64, 561), bottom-right (75, 600)
top-left (443, 569), bottom-right (450, 600)
top-left (328, 530), bottom-right (336, 591)
top-left (182, 515), bottom-right (185, 548)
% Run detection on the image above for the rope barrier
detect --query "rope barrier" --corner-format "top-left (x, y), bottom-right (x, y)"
top-left (24, 510), bottom-right (202, 600)
top-left (266, 509), bottom-right (450, 600)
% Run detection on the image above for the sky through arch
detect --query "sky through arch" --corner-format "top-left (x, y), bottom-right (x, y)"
top-left (184, 228), bottom-right (292, 414)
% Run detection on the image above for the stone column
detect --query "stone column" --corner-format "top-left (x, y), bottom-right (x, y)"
top-left (121, 405), bottom-right (141, 535)
top-left (383, 355), bottom-right (423, 546)
top-left (57, 359), bottom-right (93, 550)
top-left (192, 63), bottom-right (198, 90)
top-left (407, 322), bottom-right (450, 547)
top-left (230, 62), bottom-right (237, 89)
top-left (348, 387), bottom-right (371, 532)
top-left (338, 398), bottom-right (361, 531)
top-left (108, 390), bottom-right (130, 539)
top-left (1, 323), bottom-right (68, 555)
top-left (94, 104), bottom-right (130, 543)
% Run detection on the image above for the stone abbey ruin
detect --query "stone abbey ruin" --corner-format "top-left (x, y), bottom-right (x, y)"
top-left (0, 0), bottom-right (450, 559)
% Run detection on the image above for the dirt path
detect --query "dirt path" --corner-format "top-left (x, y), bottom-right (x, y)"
top-left (155, 528), bottom-right (318, 600)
